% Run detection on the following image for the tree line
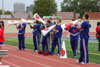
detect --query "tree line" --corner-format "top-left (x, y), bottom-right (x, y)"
top-left (1, 0), bottom-right (100, 18)
top-left (33, 0), bottom-right (100, 17)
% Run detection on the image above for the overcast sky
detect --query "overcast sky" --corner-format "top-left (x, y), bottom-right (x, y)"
top-left (0, 0), bottom-right (63, 11)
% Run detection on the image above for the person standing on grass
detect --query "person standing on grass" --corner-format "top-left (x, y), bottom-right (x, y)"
top-left (16, 23), bottom-right (26, 51)
top-left (41, 20), bottom-right (50, 55)
top-left (49, 18), bottom-right (54, 43)
top-left (0, 21), bottom-right (4, 64)
top-left (77, 14), bottom-right (90, 64)
top-left (50, 19), bottom-right (63, 56)
top-left (69, 19), bottom-right (79, 58)
top-left (96, 22), bottom-right (100, 51)
top-left (39, 21), bottom-right (45, 45)
top-left (29, 21), bottom-right (42, 52)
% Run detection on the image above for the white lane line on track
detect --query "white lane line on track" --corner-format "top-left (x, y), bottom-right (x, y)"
top-left (20, 52), bottom-right (80, 67)
top-left (9, 53), bottom-right (51, 67)
top-left (3, 60), bottom-right (21, 67)
top-left (5, 47), bottom-right (80, 67)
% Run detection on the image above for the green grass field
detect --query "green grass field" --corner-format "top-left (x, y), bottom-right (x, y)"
top-left (5, 38), bottom-right (100, 64)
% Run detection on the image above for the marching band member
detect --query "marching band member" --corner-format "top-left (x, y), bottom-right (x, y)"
top-left (69, 21), bottom-right (79, 58)
top-left (41, 20), bottom-right (50, 55)
top-left (50, 19), bottom-right (63, 56)
top-left (29, 21), bottom-right (41, 52)
top-left (77, 14), bottom-right (90, 64)
top-left (16, 23), bottom-right (27, 51)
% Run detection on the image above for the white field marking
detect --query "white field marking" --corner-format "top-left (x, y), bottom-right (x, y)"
top-left (9, 53), bottom-right (51, 67)
top-left (89, 41), bottom-right (98, 43)
top-left (3, 60), bottom-right (21, 67)
top-left (5, 47), bottom-right (80, 67)
top-left (20, 52), bottom-right (80, 67)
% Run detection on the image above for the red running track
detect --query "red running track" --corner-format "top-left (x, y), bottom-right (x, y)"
top-left (1, 44), bottom-right (100, 67)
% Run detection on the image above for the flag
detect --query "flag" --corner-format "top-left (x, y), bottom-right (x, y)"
top-left (60, 41), bottom-right (67, 58)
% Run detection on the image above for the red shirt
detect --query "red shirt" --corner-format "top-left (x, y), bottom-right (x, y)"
top-left (96, 26), bottom-right (100, 38)
top-left (0, 26), bottom-right (4, 43)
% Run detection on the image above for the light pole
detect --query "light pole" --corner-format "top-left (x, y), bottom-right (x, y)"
top-left (2, 0), bottom-right (4, 18)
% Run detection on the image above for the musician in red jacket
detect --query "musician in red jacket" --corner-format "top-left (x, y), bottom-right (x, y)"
top-left (96, 22), bottom-right (100, 51)
top-left (0, 21), bottom-right (4, 64)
